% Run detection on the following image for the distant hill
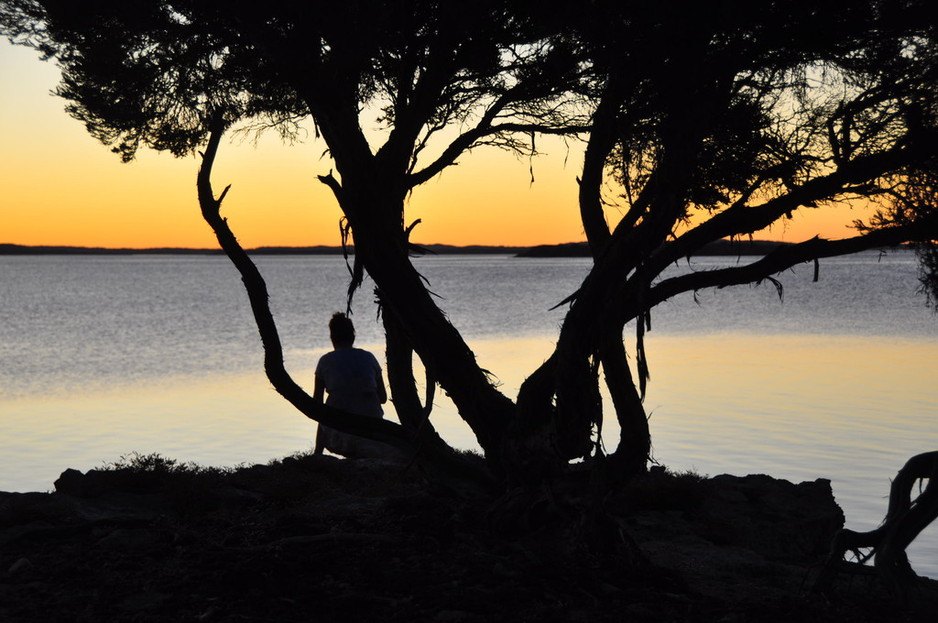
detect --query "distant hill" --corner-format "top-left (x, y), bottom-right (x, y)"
top-left (515, 242), bottom-right (593, 257)
top-left (516, 239), bottom-right (792, 257)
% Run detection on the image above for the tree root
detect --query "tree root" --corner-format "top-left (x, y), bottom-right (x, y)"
top-left (815, 451), bottom-right (938, 603)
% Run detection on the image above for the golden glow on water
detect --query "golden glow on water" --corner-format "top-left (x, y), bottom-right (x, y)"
top-left (2, 40), bottom-right (874, 249)
top-left (4, 332), bottom-right (934, 493)
top-left (2, 330), bottom-right (937, 573)
top-left (0, 371), bottom-right (316, 492)
top-left (641, 333), bottom-right (938, 461)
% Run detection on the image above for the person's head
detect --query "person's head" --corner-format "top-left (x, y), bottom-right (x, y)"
top-left (329, 312), bottom-right (355, 349)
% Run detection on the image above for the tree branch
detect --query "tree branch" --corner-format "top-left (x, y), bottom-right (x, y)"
top-left (646, 224), bottom-right (934, 310)
top-left (578, 80), bottom-right (618, 255)
top-left (655, 145), bottom-right (924, 270)
top-left (408, 120), bottom-right (588, 188)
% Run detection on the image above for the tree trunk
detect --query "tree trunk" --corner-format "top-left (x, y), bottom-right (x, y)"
top-left (380, 295), bottom-right (450, 454)
top-left (350, 210), bottom-right (517, 460)
top-left (599, 334), bottom-right (650, 478)
top-left (313, 154), bottom-right (519, 463)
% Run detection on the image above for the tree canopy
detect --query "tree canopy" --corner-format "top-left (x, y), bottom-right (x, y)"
top-left (3, 0), bottom-right (937, 491)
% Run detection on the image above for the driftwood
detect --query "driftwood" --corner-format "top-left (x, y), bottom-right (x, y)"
top-left (816, 451), bottom-right (938, 602)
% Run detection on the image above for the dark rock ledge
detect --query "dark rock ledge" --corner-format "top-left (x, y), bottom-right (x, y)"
top-left (1, 454), bottom-right (935, 622)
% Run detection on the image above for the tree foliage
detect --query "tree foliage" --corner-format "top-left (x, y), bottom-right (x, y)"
top-left (3, 0), bottom-right (937, 492)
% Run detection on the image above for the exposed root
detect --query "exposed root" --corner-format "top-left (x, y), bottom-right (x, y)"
top-left (816, 451), bottom-right (938, 603)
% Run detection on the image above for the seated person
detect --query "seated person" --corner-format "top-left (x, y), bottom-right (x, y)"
top-left (312, 312), bottom-right (393, 458)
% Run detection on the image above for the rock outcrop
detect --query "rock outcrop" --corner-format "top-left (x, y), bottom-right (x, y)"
top-left (1, 456), bottom-right (933, 622)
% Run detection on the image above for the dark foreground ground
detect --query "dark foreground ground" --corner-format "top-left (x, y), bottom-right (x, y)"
top-left (2, 453), bottom-right (936, 622)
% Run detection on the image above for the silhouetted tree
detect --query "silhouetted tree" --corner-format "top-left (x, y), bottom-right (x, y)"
top-left (3, 1), bottom-right (936, 497)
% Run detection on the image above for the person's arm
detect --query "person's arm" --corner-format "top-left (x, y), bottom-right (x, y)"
top-left (312, 373), bottom-right (326, 455)
top-left (376, 370), bottom-right (388, 405)
top-left (313, 374), bottom-right (325, 404)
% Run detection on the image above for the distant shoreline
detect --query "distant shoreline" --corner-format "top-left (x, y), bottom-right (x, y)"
top-left (0, 240), bottom-right (797, 257)
top-left (0, 243), bottom-right (527, 256)
top-left (514, 239), bottom-right (795, 257)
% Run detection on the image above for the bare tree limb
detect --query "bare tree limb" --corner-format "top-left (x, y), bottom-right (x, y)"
top-left (656, 144), bottom-right (927, 269)
top-left (646, 223), bottom-right (935, 310)
top-left (816, 452), bottom-right (938, 602)
top-left (408, 120), bottom-right (588, 187)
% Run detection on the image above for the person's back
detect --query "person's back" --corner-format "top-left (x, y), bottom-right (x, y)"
top-left (315, 346), bottom-right (383, 418)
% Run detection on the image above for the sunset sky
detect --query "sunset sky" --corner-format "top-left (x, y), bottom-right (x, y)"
top-left (2, 39), bottom-right (872, 250)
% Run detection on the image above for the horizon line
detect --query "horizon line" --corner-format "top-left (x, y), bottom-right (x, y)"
top-left (0, 239), bottom-right (791, 252)
top-left (0, 240), bottom-right (805, 258)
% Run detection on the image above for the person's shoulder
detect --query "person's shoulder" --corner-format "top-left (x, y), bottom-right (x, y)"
top-left (354, 348), bottom-right (381, 366)
top-left (316, 350), bottom-right (338, 369)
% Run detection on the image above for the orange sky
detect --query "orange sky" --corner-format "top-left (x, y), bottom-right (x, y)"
top-left (1, 40), bottom-right (872, 249)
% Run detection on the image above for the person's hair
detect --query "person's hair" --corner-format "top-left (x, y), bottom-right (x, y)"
top-left (328, 312), bottom-right (355, 347)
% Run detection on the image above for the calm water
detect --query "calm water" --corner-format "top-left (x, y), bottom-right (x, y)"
top-left (1, 252), bottom-right (937, 575)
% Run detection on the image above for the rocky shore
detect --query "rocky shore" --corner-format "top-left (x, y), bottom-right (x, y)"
top-left (2, 453), bottom-right (935, 622)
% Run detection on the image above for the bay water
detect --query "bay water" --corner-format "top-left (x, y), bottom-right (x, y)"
top-left (1, 251), bottom-right (936, 576)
